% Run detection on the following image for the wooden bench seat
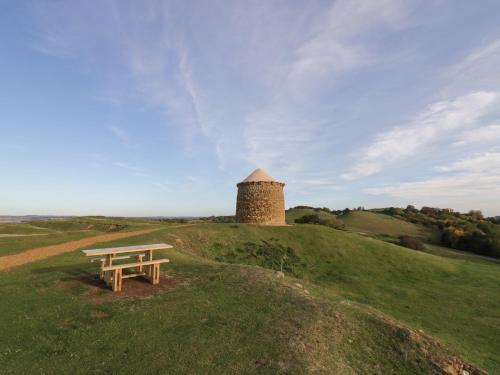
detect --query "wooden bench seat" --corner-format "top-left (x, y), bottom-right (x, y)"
top-left (102, 259), bottom-right (169, 271)
top-left (103, 259), bottom-right (170, 291)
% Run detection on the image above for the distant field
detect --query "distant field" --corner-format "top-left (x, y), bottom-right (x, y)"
top-left (0, 217), bottom-right (162, 256)
top-left (1, 219), bottom-right (499, 373)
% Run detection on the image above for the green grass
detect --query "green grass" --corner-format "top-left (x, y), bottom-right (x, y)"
top-left (0, 231), bottom-right (105, 256)
top-left (338, 210), bottom-right (437, 243)
top-left (0, 218), bottom-right (163, 256)
top-left (0, 244), bottom-right (444, 374)
top-left (0, 223), bottom-right (54, 235)
top-left (1, 220), bottom-right (499, 373)
top-left (136, 223), bottom-right (500, 373)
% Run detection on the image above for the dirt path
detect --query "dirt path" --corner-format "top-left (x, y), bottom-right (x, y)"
top-left (0, 228), bottom-right (162, 271)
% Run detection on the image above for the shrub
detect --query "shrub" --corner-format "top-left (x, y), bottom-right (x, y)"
top-left (398, 235), bottom-right (425, 250)
top-left (321, 217), bottom-right (346, 230)
top-left (295, 214), bottom-right (322, 224)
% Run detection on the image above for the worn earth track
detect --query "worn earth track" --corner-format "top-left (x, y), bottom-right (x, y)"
top-left (0, 228), bottom-right (162, 271)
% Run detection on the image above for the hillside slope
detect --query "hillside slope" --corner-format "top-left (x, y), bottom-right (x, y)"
top-left (129, 223), bottom-right (500, 373)
top-left (338, 210), bottom-right (436, 242)
top-left (0, 237), bottom-right (486, 375)
top-left (1, 222), bottom-right (498, 373)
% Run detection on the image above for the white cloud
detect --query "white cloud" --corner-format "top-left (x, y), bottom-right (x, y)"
top-left (366, 152), bottom-right (500, 215)
top-left (365, 172), bottom-right (500, 215)
top-left (341, 91), bottom-right (498, 180)
top-left (242, 0), bottom-right (409, 173)
top-left (31, 0), bottom-right (413, 179)
top-left (452, 124), bottom-right (500, 147)
top-left (286, 0), bottom-right (407, 92)
top-left (366, 173), bottom-right (500, 198)
top-left (445, 36), bottom-right (500, 96)
top-left (31, 2), bottom-right (499, 192)
top-left (435, 152), bottom-right (500, 173)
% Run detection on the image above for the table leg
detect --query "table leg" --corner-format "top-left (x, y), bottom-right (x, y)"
top-left (99, 259), bottom-right (105, 280)
top-left (112, 269), bottom-right (122, 292)
top-left (153, 263), bottom-right (160, 285)
top-left (146, 250), bottom-right (153, 278)
top-left (105, 254), bottom-right (113, 286)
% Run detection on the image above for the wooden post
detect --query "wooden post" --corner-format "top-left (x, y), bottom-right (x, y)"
top-left (105, 254), bottom-right (113, 286)
top-left (146, 249), bottom-right (153, 278)
top-left (112, 269), bottom-right (122, 292)
top-left (151, 263), bottom-right (160, 285)
top-left (99, 259), bottom-right (105, 280)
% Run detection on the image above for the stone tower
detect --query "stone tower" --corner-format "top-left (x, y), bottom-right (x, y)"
top-left (235, 168), bottom-right (286, 225)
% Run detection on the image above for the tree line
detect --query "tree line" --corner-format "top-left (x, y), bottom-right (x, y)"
top-left (382, 205), bottom-right (500, 258)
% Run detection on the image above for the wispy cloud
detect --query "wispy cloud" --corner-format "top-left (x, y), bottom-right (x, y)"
top-left (28, 1), bottom-right (500, 216)
top-left (241, 0), bottom-right (410, 175)
top-left (445, 36), bottom-right (500, 97)
top-left (434, 151), bottom-right (500, 173)
top-left (366, 152), bottom-right (500, 214)
top-left (365, 172), bottom-right (500, 199)
top-left (341, 91), bottom-right (498, 180)
top-left (286, 0), bottom-right (407, 93)
top-left (109, 126), bottom-right (130, 144)
top-left (31, 0), bottom-right (411, 176)
top-left (452, 124), bottom-right (500, 147)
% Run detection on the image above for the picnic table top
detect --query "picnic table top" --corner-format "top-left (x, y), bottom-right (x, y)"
top-left (81, 243), bottom-right (172, 257)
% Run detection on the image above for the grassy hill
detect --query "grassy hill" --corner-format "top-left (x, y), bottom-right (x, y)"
top-left (1, 220), bottom-right (499, 373)
top-left (338, 210), bottom-right (438, 243)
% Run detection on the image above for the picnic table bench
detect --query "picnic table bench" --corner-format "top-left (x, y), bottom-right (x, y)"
top-left (81, 243), bottom-right (172, 292)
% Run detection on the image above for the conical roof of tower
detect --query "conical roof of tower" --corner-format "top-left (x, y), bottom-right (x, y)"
top-left (241, 168), bottom-right (279, 183)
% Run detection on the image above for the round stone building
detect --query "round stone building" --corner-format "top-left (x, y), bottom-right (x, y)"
top-left (235, 168), bottom-right (286, 225)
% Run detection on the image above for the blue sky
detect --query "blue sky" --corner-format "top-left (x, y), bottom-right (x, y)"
top-left (1, 1), bottom-right (500, 216)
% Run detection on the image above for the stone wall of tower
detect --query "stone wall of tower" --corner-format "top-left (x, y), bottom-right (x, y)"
top-left (235, 181), bottom-right (285, 225)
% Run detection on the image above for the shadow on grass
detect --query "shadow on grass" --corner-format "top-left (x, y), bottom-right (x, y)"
top-left (31, 264), bottom-right (181, 302)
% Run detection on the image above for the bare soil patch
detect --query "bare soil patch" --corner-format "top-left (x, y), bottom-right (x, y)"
top-left (380, 317), bottom-right (488, 375)
top-left (0, 228), bottom-right (161, 271)
top-left (57, 273), bottom-right (180, 303)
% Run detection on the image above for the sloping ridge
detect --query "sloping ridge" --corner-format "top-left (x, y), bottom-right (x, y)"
top-left (165, 223), bottom-right (494, 373)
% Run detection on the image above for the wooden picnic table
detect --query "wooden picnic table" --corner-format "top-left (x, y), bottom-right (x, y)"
top-left (81, 243), bottom-right (172, 292)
